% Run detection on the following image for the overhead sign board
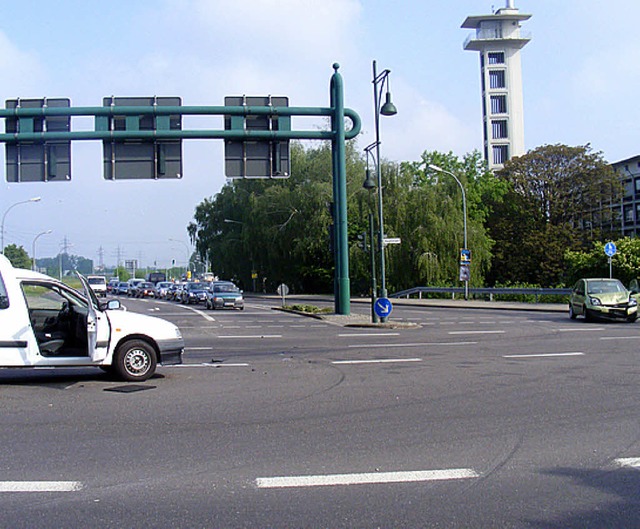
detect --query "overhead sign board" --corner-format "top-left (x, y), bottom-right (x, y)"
top-left (5, 98), bottom-right (71, 182)
top-left (224, 95), bottom-right (290, 178)
top-left (101, 96), bottom-right (182, 180)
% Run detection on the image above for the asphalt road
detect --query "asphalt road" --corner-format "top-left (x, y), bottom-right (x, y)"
top-left (2, 296), bottom-right (640, 528)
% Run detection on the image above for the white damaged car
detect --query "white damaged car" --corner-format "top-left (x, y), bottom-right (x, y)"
top-left (0, 254), bottom-right (183, 381)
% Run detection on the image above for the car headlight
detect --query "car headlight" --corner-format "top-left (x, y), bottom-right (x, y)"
top-left (589, 297), bottom-right (602, 306)
top-left (629, 298), bottom-right (638, 307)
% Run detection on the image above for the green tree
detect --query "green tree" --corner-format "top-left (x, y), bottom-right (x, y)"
top-left (565, 237), bottom-right (640, 286)
top-left (3, 244), bottom-right (31, 269)
top-left (375, 150), bottom-right (499, 291)
top-left (486, 144), bottom-right (622, 286)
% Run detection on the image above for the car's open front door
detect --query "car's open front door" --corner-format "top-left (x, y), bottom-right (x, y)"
top-left (77, 273), bottom-right (110, 362)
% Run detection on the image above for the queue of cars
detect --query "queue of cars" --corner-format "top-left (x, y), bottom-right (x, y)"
top-left (110, 277), bottom-right (244, 310)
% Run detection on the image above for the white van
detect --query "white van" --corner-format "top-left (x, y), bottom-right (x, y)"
top-left (0, 254), bottom-right (183, 381)
top-left (87, 275), bottom-right (107, 297)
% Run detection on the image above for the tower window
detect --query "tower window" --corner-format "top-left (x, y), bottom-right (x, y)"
top-left (489, 70), bottom-right (506, 89)
top-left (488, 52), bottom-right (505, 64)
top-left (490, 95), bottom-right (507, 114)
top-left (492, 120), bottom-right (508, 139)
top-left (492, 145), bottom-right (509, 165)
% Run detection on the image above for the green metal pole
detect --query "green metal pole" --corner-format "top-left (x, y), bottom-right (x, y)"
top-left (330, 63), bottom-right (350, 316)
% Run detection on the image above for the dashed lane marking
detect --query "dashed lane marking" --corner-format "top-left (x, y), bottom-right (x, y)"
top-left (332, 358), bottom-right (422, 365)
top-left (0, 481), bottom-right (82, 492)
top-left (347, 341), bottom-right (477, 349)
top-left (503, 352), bottom-right (584, 358)
top-left (256, 469), bottom-right (479, 488)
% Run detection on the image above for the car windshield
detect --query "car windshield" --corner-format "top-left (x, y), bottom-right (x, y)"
top-left (214, 284), bottom-right (239, 293)
top-left (587, 280), bottom-right (625, 294)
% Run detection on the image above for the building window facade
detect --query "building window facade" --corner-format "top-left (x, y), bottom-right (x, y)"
top-left (489, 70), bottom-right (506, 89)
top-left (492, 145), bottom-right (509, 165)
top-left (490, 95), bottom-right (507, 114)
top-left (491, 119), bottom-right (508, 139)
top-left (488, 52), bottom-right (505, 64)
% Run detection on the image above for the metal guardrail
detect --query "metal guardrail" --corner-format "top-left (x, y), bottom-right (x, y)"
top-left (391, 286), bottom-right (571, 303)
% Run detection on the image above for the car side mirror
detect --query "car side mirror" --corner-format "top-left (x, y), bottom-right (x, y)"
top-left (106, 299), bottom-right (121, 310)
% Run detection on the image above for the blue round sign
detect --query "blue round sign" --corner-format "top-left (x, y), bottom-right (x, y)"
top-left (374, 297), bottom-right (393, 319)
top-left (604, 242), bottom-right (617, 257)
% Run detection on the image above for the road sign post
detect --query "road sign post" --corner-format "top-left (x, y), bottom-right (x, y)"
top-left (604, 242), bottom-right (616, 278)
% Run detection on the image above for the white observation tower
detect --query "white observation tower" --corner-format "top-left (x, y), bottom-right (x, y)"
top-left (462, 0), bottom-right (531, 170)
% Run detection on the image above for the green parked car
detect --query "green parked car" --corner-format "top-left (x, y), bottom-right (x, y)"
top-left (569, 278), bottom-right (638, 322)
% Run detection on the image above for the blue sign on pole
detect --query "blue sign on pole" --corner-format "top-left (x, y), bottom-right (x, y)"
top-left (604, 242), bottom-right (617, 257)
top-left (374, 297), bottom-right (393, 319)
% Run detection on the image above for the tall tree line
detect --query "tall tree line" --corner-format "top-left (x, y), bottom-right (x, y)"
top-left (188, 142), bottom-right (621, 293)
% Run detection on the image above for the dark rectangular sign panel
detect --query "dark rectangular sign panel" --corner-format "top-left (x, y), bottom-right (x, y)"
top-left (5, 98), bottom-right (71, 182)
top-left (102, 96), bottom-right (182, 180)
top-left (224, 95), bottom-right (290, 178)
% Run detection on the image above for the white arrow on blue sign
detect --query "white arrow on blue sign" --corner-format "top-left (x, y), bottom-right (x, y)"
top-left (374, 297), bottom-right (393, 319)
top-left (604, 242), bottom-right (617, 257)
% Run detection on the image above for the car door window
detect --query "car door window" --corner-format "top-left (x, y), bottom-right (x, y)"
top-left (0, 272), bottom-right (8, 309)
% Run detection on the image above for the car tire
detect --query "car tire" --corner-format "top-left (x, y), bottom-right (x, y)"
top-left (114, 339), bottom-right (157, 382)
top-left (627, 314), bottom-right (638, 323)
top-left (569, 304), bottom-right (577, 320)
top-left (584, 309), bottom-right (594, 322)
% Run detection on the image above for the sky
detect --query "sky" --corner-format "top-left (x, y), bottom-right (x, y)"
top-left (1, 0), bottom-right (639, 271)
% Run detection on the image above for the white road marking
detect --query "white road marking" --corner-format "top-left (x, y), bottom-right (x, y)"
top-left (217, 335), bottom-right (282, 339)
top-left (503, 352), bottom-right (584, 358)
top-left (348, 341), bottom-right (477, 349)
top-left (338, 333), bottom-right (400, 337)
top-left (167, 363), bottom-right (250, 368)
top-left (256, 469), bottom-right (479, 488)
top-left (616, 458), bottom-right (640, 468)
top-left (600, 336), bottom-right (638, 340)
top-left (0, 481), bottom-right (82, 492)
top-left (556, 327), bottom-right (604, 332)
top-left (448, 330), bottom-right (505, 335)
top-left (174, 304), bottom-right (215, 322)
top-left (332, 358), bottom-right (422, 365)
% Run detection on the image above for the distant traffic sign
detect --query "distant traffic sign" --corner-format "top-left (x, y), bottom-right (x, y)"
top-left (604, 242), bottom-right (617, 257)
top-left (374, 297), bottom-right (393, 319)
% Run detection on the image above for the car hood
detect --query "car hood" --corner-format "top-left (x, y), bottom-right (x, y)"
top-left (105, 309), bottom-right (182, 339)
top-left (591, 292), bottom-right (630, 304)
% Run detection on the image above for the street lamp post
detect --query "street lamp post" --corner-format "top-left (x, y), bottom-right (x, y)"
top-left (429, 164), bottom-right (469, 300)
top-left (32, 229), bottom-right (52, 271)
top-left (1, 197), bottom-right (42, 254)
top-left (169, 238), bottom-right (190, 279)
top-left (371, 60), bottom-right (397, 322)
top-left (363, 151), bottom-right (379, 323)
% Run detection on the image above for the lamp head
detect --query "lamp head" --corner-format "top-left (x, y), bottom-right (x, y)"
top-left (362, 169), bottom-right (377, 190)
top-left (380, 92), bottom-right (397, 116)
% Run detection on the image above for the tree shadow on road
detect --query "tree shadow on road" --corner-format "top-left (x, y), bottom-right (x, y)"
top-left (527, 465), bottom-right (640, 528)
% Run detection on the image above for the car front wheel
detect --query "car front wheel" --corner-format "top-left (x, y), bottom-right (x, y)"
top-left (569, 304), bottom-right (577, 320)
top-left (114, 339), bottom-right (157, 382)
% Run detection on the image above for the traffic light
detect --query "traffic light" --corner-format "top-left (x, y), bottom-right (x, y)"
top-left (224, 96), bottom-right (290, 178)
top-left (357, 232), bottom-right (368, 251)
top-left (101, 96), bottom-right (182, 180)
top-left (5, 98), bottom-right (71, 182)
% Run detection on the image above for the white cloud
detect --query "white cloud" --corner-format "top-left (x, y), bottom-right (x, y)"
top-left (0, 31), bottom-right (45, 96)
